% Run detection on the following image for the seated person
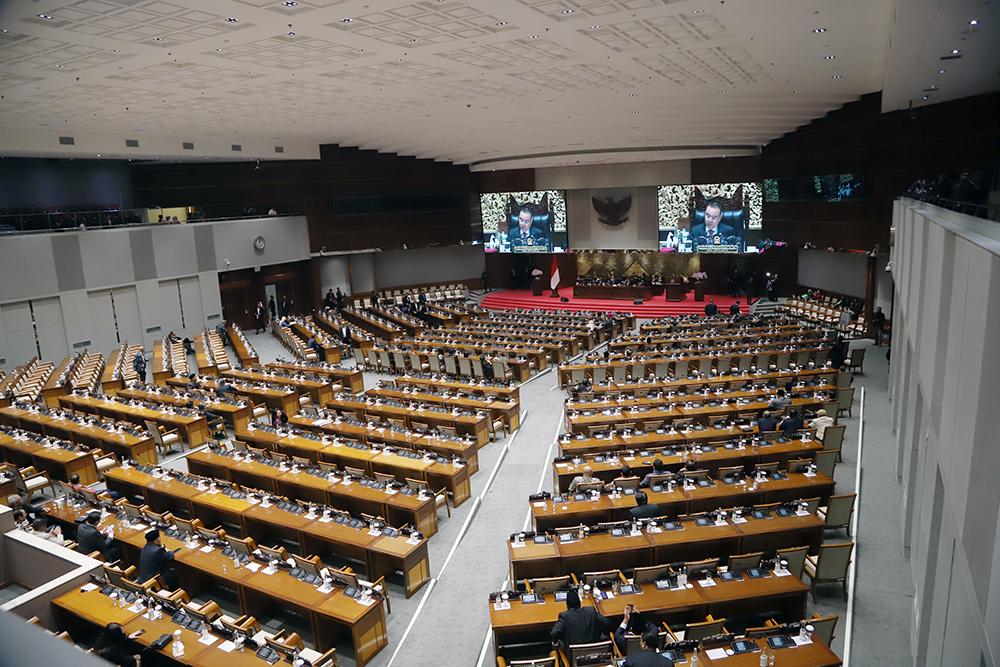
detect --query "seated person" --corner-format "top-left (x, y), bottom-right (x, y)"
top-left (272, 408), bottom-right (289, 428)
top-left (185, 373), bottom-right (201, 391)
top-left (730, 301), bottom-right (741, 315)
top-left (778, 408), bottom-right (805, 437)
top-left (704, 300), bottom-right (718, 316)
top-left (215, 381), bottom-right (237, 398)
top-left (756, 410), bottom-right (779, 432)
top-left (624, 627), bottom-right (673, 666)
top-left (808, 408), bottom-right (835, 440)
top-left (6, 494), bottom-right (44, 522)
top-left (568, 466), bottom-right (599, 494)
top-left (194, 402), bottom-right (227, 438)
top-left (76, 511), bottom-right (120, 562)
top-left (93, 622), bottom-right (144, 667)
top-left (768, 389), bottom-right (791, 411)
top-left (138, 529), bottom-right (178, 590)
top-left (11, 508), bottom-right (29, 531)
top-left (690, 202), bottom-right (735, 241)
top-left (28, 516), bottom-right (68, 546)
top-left (639, 459), bottom-right (667, 488)
top-left (569, 379), bottom-right (592, 400)
top-left (629, 491), bottom-right (659, 520)
top-left (550, 589), bottom-right (614, 651)
top-left (614, 605), bottom-right (666, 663)
top-left (508, 208), bottom-right (547, 247)
top-left (69, 473), bottom-right (119, 501)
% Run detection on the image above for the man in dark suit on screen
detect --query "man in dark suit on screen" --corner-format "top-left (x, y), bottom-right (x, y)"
top-left (690, 202), bottom-right (734, 241)
top-left (508, 208), bottom-right (547, 247)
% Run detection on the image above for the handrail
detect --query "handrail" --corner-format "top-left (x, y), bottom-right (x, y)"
top-left (905, 194), bottom-right (1000, 222)
top-left (0, 209), bottom-right (299, 235)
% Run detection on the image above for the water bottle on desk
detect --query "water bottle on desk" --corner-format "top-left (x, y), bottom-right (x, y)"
top-left (172, 630), bottom-right (185, 658)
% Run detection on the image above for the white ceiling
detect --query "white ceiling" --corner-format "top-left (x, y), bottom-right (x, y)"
top-left (0, 0), bottom-right (990, 168)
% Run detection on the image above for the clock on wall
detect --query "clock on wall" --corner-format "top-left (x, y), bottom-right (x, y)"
top-left (253, 235), bottom-right (266, 254)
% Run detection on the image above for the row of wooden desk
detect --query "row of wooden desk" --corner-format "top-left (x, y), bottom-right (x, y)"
top-left (369, 385), bottom-right (521, 431)
top-left (439, 324), bottom-right (583, 357)
top-left (508, 509), bottom-right (825, 583)
top-left (0, 426), bottom-right (100, 485)
top-left (265, 361), bottom-right (365, 395)
top-left (552, 436), bottom-right (823, 491)
top-left (489, 571), bottom-right (842, 665)
top-left (47, 498), bottom-right (391, 665)
top-left (325, 395), bottom-right (490, 448)
top-left (393, 373), bottom-right (520, 403)
top-left (1, 404), bottom-right (158, 466)
top-left (166, 376), bottom-right (300, 417)
top-left (100, 465), bottom-right (432, 601)
top-left (531, 470), bottom-right (836, 532)
top-left (572, 367), bottom-right (836, 397)
top-left (221, 369), bottom-right (340, 406)
top-left (58, 394), bottom-right (210, 448)
top-left (118, 387), bottom-right (253, 432)
top-left (234, 426), bottom-right (473, 508)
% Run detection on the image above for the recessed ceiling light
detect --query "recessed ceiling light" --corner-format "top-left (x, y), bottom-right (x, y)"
top-left (2, 29), bottom-right (8, 33)
top-left (283, 1), bottom-right (297, 5)
top-left (358, 48), bottom-right (364, 52)
top-left (288, 31), bottom-right (295, 35)
top-left (562, 9), bottom-right (573, 13)
top-left (529, 35), bottom-right (538, 38)
top-left (790, 90), bottom-right (797, 93)
top-left (969, 19), bottom-right (978, 25)
top-left (172, 59), bottom-right (179, 62)
top-left (225, 17), bottom-right (238, 22)
top-left (632, 111), bottom-right (638, 114)
top-left (629, 93), bottom-right (636, 97)
top-left (923, 96), bottom-right (928, 100)
top-left (825, 55), bottom-right (835, 59)
top-left (692, 10), bottom-right (704, 14)
top-left (410, 38), bottom-right (418, 42)
top-left (938, 70), bottom-right (945, 74)
top-left (951, 49), bottom-right (960, 54)
top-left (110, 49), bottom-right (118, 53)
top-left (718, 90), bottom-right (725, 93)
top-left (342, 18), bottom-right (353, 22)
top-left (38, 14), bottom-right (53, 19)
top-left (738, 123), bottom-right (743, 126)
top-left (154, 37), bottom-right (163, 41)
top-left (591, 25), bottom-right (600, 29)
top-left (217, 48), bottom-right (223, 51)
top-left (832, 75), bottom-right (841, 79)
top-left (497, 21), bottom-right (507, 26)
top-left (813, 28), bottom-right (826, 33)
top-left (632, 127), bottom-right (638, 130)
top-left (54, 64), bottom-right (64, 68)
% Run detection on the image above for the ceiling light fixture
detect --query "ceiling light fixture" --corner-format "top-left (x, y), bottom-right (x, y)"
top-left (591, 25), bottom-right (600, 29)
top-left (632, 111), bottom-right (638, 114)
top-left (969, 19), bottom-right (978, 25)
top-left (497, 21), bottom-right (506, 25)
top-left (825, 55), bottom-right (835, 59)
top-left (832, 75), bottom-right (841, 79)
top-left (813, 28), bottom-right (826, 33)
top-left (951, 49), bottom-right (960, 54)
top-left (790, 90), bottom-right (797, 93)
top-left (154, 37), bottom-right (163, 41)
top-left (692, 10), bottom-right (704, 14)
top-left (629, 93), bottom-right (636, 97)
top-left (410, 38), bottom-right (418, 42)
top-left (562, 9), bottom-right (573, 13)
top-left (342, 18), bottom-right (353, 22)
top-left (217, 48), bottom-right (223, 51)
top-left (923, 96), bottom-right (928, 100)
top-left (55, 64), bottom-right (64, 68)
top-left (172, 59), bottom-right (179, 62)
top-left (529, 35), bottom-right (538, 38)
top-left (110, 49), bottom-right (118, 53)
top-left (632, 127), bottom-right (638, 130)
top-left (283, 1), bottom-right (297, 5)
top-left (38, 14), bottom-right (53, 19)
top-left (225, 17), bottom-right (238, 22)
top-left (288, 31), bottom-right (294, 35)
top-left (938, 69), bottom-right (945, 73)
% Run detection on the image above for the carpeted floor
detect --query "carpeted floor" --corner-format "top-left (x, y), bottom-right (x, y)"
top-left (148, 318), bottom-right (912, 667)
top-left (482, 289), bottom-right (750, 317)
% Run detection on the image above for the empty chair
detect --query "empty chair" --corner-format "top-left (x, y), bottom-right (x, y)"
top-left (527, 575), bottom-right (573, 594)
top-left (428, 355), bottom-right (442, 373)
top-left (444, 356), bottom-right (459, 376)
top-left (674, 615), bottom-right (726, 641)
top-left (673, 360), bottom-right (689, 378)
top-left (817, 493), bottom-right (856, 536)
top-left (145, 420), bottom-right (183, 456)
top-left (378, 350), bottom-right (393, 374)
top-left (570, 368), bottom-right (587, 383)
top-left (821, 423), bottom-right (846, 460)
top-left (654, 362), bottom-right (670, 378)
top-left (612, 365), bottom-right (627, 382)
top-left (813, 450), bottom-right (838, 479)
top-left (795, 351), bottom-right (811, 367)
top-left (754, 462), bottom-right (778, 475)
top-left (471, 357), bottom-right (486, 379)
top-left (847, 347), bottom-right (865, 374)
top-left (564, 640), bottom-right (613, 667)
top-left (698, 358), bottom-right (713, 376)
top-left (391, 351), bottom-right (407, 373)
top-left (628, 364), bottom-right (645, 380)
top-left (497, 655), bottom-right (557, 667)
top-left (803, 542), bottom-right (854, 603)
top-left (806, 614), bottom-right (839, 646)
top-left (632, 564), bottom-right (673, 584)
top-left (727, 552), bottom-right (763, 571)
top-left (684, 558), bottom-right (719, 577)
top-left (776, 546), bottom-right (809, 578)
top-left (835, 371), bottom-right (853, 389)
top-left (5, 463), bottom-right (56, 500)
top-left (411, 353), bottom-right (428, 373)
top-left (738, 355), bottom-right (753, 372)
top-left (581, 570), bottom-right (627, 587)
top-left (458, 357), bottom-right (473, 378)
top-left (836, 387), bottom-right (855, 418)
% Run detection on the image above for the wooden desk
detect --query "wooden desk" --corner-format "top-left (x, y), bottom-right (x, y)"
top-left (167, 376), bottom-right (300, 417)
top-left (664, 282), bottom-right (685, 301)
top-left (574, 285), bottom-right (652, 301)
top-left (222, 369), bottom-right (338, 407)
top-left (266, 361), bottom-right (364, 395)
top-left (288, 414), bottom-right (480, 474)
top-left (393, 374), bottom-right (520, 404)
top-left (552, 436), bottom-right (823, 491)
top-left (235, 427), bottom-right (473, 508)
top-left (508, 511), bottom-right (824, 583)
top-left (58, 394), bottom-right (209, 448)
top-left (186, 448), bottom-right (438, 538)
top-left (0, 405), bottom-right (157, 465)
top-left (102, 465), bottom-right (431, 600)
top-left (227, 325), bottom-right (260, 366)
top-left (0, 428), bottom-right (99, 484)
top-left (326, 396), bottom-right (490, 449)
top-left (371, 386), bottom-right (520, 431)
top-left (41, 357), bottom-right (74, 408)
top-left (531, 471), bottom-right (836, 532)
top-left (118, 388), bottom-right (252, 432)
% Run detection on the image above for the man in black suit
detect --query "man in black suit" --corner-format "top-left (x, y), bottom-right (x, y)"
top-left (613, 605), bottom-right (662, 657)
top-left (704, 300), bottom-right (718, 316)
top-left (871, 306), bottom-right (886, 346)
top-left (77, 511), bottom-right (119, 561)
top-left (508, 208), bottom-right (547, 247)
top-left (550, 589), bottom-right (614, 651)
top-left (335, 288), bottom-right (345, 311)
top-left (629, 491), bottom-right (659, 520)
top-left (730, 301), bottom-right (741, 315)
top-left (138, 529), bottom-right (177, 589)
top-left (690, 202), bottom-right (734, 241)
top-left (622, 626), bottom-right (674, 666)
top-left (778, 408), bottom-right (805, 437)
top-left (756, 410), bottom-right (779, 432)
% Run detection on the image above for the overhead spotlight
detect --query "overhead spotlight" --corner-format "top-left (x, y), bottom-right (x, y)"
top-left (529, 35), bottom-right (538, 38)
top-left (288, 31), bottom-right (294, 35)
top-left (254, 160), bottom-right (262, 171)
top-left (969, 19), bottom-right (978, 25)
top-left (562, 9), bottom-right (573, 13)
top-left (38, 14), bottom-right (53, 19)
top-left (939, 70), bottom-right (945, 73)
top-left (225, 17), bottom-right (239, 22)
top-left (342, 18), bottom-right (353, 22)
top-left (110, 49), bottom-right (119, 52)
top-left (832, 75), bottom-right (841, 79)
top-left (951, 49), bottom-right (960, 54)
top-left (813, 28), bottom-right (825, 33)
top-left (497, 21), bottom-right (507, 25)
top-left (591, 25), bottom-right (600, 29)
top-left (923, 96), bottom-right (928, 100)
top-left (283, 1), bottom-right (297, 5)
top-left (825, 55), bottom-right (835, 59)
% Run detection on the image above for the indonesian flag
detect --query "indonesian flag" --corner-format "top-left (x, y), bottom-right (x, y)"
top-left (550, 257), bottom-right (560, 290)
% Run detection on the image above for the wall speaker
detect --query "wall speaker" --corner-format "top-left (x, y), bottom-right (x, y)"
top-left (561, 297), bottom-right (569, 303)
top-left (634, 299), bottom-right (644, 305)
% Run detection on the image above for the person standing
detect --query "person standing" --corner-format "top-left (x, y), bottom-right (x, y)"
top-left (280, 296), bottom-right (291, 318)
top-left (766, 274), bottom-right (777, 302)
top-left (254, 301), bottom-right (266, 334)
top-left (704, 300), bottom-right (718, 316)
top-left (335, 287), bottom-right (345, 312)
top-left (132, 347), bottom-right (146, 384)
top-left (871, 306), bottom-right (887, 346)
top-left (268, 295), bottom-right (276, 322)
top-left (481, 268), bottom-right (491, 293)
top-left (550, 590), bottom-right (614, 651)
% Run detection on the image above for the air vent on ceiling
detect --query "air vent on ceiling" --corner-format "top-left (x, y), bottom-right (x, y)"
top-left (207, 313), bottom-right (222, 320)
top-left (231, 144), bottom-right (242, 152)
top-left (940, 54), bottom-right (962, 60)
top-left (183, 142), bottom-right (194, 150)
top-left (274, 146), bottom-right (284, 154)
top-left (145, 326), bottom-right (161, 334)
top-left (59, 136), bottom-right (75, 145)
top-left (125, 139), bottom-right (139, 148)
top-left (72, 340), bottom-right (91, 349)
top-left (0, 358), bottom-right (6, 366)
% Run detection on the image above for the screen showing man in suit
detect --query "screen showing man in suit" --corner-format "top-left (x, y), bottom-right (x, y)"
top-left (480, 190), bottom-right (567, 253)
top-left (657, 182), bottom-right (760, 253)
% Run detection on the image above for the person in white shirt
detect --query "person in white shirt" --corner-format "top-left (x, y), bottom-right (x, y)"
top-left (808, 408), bottom-right (835, 441)
top-left (28, 517), bottom-right (68, 546)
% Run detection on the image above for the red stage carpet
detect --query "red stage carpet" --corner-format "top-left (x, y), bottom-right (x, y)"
top-left (481, 290), bottom-right (745, 318)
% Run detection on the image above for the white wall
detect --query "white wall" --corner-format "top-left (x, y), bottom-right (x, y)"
top-left (567, 187), bottom-right (659, 250)
top-left (350, 254), bottom-right (376, 294)
top-left (797, 248), bottom-right (869, 298)
top-left (890, 198), bottom-right (1000, 667)
top-left (375, 246), bottom-right (485, 289)
top-left (318, 256), bottom-right (352, 296)
top-left (535, 159), bottom-right (692, 190)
